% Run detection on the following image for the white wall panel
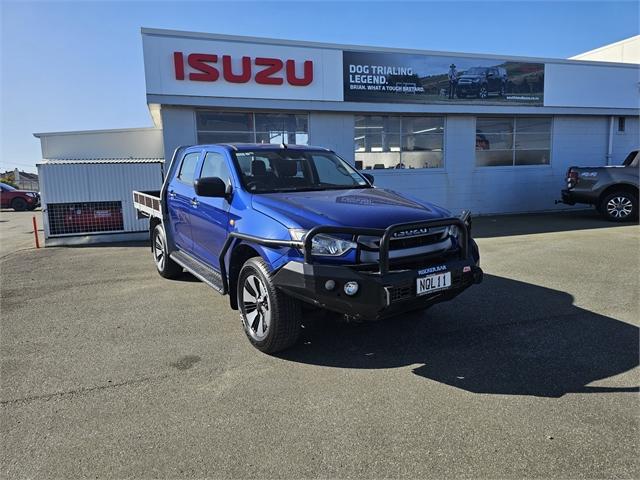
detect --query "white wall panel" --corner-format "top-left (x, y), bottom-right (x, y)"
top-left (38, 128), bottom-right (164, 160)
top-left (37, 162), bottom-right (164, 237)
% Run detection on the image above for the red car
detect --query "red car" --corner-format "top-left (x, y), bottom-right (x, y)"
top-left (0, 183), bottom-right (40, 211)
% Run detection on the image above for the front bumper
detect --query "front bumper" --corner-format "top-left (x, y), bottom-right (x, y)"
top-left (457, 84), bottom-right (480, 95)
top-left (272, 256), bottom-right (482, 320)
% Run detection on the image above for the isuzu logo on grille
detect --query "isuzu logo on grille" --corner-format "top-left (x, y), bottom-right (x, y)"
top-left (392, 227), bottom-right (430, 239)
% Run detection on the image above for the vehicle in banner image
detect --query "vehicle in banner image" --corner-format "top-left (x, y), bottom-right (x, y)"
top-left (0, 183), bottom-right (40, 211)
top-left (133, 144), bottom-right (483, 353)
top-left (558, 150), bottom-right (639, 222)
top-left (456, 67), bottom-right (507, 99)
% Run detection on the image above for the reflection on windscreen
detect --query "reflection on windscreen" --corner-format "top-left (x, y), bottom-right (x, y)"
top-left (235, 150), bottom-right (370, 193)
top-left (464, 67), bottom-right (486, 75)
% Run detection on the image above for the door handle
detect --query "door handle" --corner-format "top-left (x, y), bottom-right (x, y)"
top-left (168, 190), bottom-right (176, 198)
top-left (190, 198), bottom-right (199, 207)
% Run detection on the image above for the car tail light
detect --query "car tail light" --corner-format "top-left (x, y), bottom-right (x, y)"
top-left (566, 168), bottom-right (579, 188)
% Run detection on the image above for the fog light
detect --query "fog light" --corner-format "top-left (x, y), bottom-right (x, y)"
top-left (344, 281), bottom-right (359, 296)
top-left (324, 279), bottom-right (336, 291)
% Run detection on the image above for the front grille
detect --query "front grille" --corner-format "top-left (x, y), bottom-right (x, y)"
top-left (390, 233), bottom-right (444, 250)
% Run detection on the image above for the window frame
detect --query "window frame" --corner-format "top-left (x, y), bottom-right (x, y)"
top-left (195, 110), bottom-right (310, 146)
top-left (354, 115), bottom-right (447, 172)
top-left (617, 117), bottom-right (626, 134)
top-left (474, 116), bottom-right (553, 169)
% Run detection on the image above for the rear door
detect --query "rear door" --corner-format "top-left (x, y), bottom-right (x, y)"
top-left (167, 150), bottom-right (201, 253)
top-left (190, 149), bottom-right (233, 269)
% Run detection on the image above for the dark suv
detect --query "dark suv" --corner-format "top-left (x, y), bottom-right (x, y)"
top-left (456, 67), bottom-right (507, 99)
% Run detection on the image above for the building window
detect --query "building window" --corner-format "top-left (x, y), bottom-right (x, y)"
top-left (196, 111), bottom-right (308, 145)
top-left (354, 115), bottom-right (444, 170)
top-left (618, 117), bottom-right (626, 133)
top-left (476, 117), bottom-right (551, 167)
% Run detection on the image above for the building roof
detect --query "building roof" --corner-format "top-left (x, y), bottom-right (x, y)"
top-left (570, 35), bottom-right (640, 64)
top-left (37, 158), bottom-right (164, 165)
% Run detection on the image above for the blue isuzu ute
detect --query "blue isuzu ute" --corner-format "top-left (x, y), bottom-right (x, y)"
top-left (133, 144), bottom-right (482, 353)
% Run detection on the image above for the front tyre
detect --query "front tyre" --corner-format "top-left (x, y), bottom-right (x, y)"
top-left (11, 198), bottom-right (27, 211)
top-left (238, 257), bottom-right (302, 353)
top-left (152, 224), bottom-right (182, 279)
top-left (600, 191), bottom-right (638, 222)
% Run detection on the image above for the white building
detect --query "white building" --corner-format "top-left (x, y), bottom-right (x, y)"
top-left (35, 29), bottom-right (639, 244)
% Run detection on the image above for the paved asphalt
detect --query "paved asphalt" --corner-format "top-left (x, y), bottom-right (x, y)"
top-left (0, 209), bottom-right (43, 258)
top-left (1, 210), bottom-right (638, 479)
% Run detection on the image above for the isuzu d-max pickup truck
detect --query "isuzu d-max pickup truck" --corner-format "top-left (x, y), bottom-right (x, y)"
top-left (133, 144), bottom-right (482, 353)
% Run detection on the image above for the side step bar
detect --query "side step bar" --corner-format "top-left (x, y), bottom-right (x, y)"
top-left (170, 250), bottom-right (224, 293)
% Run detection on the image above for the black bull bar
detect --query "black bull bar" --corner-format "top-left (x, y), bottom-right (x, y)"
top-left (218, 212), bottom-right (472, 294)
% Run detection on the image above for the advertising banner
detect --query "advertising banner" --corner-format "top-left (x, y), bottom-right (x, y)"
top-left (343, 51), bottom-right (544, 106)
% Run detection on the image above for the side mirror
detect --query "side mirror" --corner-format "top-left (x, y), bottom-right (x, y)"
top-left (362, 173), bottom-right (374, 185)
top-left (194, 177), bottom-right (227, 197)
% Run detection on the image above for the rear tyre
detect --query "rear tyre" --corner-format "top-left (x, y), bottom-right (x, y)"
top-left (11, 198), bottom-right (27, 211)
top-left (152, 224), bottom-right (182, 279)
top-left (238, 257), bottom-right (302, 353)
top-left (599, 190), bottom-right (638, 222)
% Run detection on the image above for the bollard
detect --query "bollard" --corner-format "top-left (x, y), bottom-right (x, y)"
top-left (32, 215), bottom-right (40, 249)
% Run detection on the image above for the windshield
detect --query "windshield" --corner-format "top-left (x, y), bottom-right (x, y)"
top-left (1, 183), bottom-right (16, 191)
top-left (234, 150), bottom-right (371, 193)
top-left (464, 67), bottom-right (486, 75)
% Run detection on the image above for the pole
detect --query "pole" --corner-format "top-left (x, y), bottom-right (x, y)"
top-left (32, 215), bottom-right (40, 249)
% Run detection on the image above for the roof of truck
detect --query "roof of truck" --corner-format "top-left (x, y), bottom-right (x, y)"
top-left (196, 143), bottom-right (333, 152)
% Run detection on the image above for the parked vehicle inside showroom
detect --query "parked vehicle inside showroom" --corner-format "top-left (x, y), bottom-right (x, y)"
top-left (133, 144), bottom-right (482, 353)
top-left (456, 66), bottom-right (507, 99)
top-left (558, 150), bottom-right (639, 222)
top-left (0, 183), bottom-right (40, 211)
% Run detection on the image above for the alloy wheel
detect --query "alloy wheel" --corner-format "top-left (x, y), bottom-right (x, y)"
top-left (153, 232), bottom-right (165, 271)
top-left (607, 196), bottom-right (633, 219)
top-left (241, 274), bottom-right (271, 341)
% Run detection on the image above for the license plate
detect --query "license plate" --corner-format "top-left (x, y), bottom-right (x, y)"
top-left (416, 272), bottom-right (451, 296)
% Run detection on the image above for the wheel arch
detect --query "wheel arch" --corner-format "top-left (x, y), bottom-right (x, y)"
top-left (228, 243), bottom-right (263, 310)
top-left (598, 183), bottom-right (639, 207)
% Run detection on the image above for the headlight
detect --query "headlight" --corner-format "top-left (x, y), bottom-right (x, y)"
top-left (289, 229), bottom-right (356, 257)
top-left (446, 225), bottom-right (460, 239)
top-left (25, 192), bottom-right (37, 197)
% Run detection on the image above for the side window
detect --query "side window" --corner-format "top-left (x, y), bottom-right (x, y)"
top-left (177, 152), bottom-right (200, 184)
top-left (200, 152), bottom-right (231, 182)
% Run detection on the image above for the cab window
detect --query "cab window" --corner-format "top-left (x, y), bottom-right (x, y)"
top-left (200, 152), bottom-right (231, 183)
top-left (177, 152), bottom-right (200, 184)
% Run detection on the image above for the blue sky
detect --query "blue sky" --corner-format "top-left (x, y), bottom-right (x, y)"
top-left (1, 0), bottom-right (638, 173)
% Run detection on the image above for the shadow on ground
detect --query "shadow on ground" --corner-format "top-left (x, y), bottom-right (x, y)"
top-left (280, 274), bottom-right (639, 398)
top-left (472, 209), bottom-right (636, 238)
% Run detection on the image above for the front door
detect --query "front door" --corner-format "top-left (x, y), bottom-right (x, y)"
top-left (190, 150), bottom-right (233, 269)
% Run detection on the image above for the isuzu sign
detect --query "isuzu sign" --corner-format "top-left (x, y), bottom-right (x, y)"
top-left (173, 52), bottom-right (314, 86)
top-left (142, 32), bottom-right (343, 101)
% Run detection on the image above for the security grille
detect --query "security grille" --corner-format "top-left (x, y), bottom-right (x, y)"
top-left (47, 201), bottom-right (124, 236)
